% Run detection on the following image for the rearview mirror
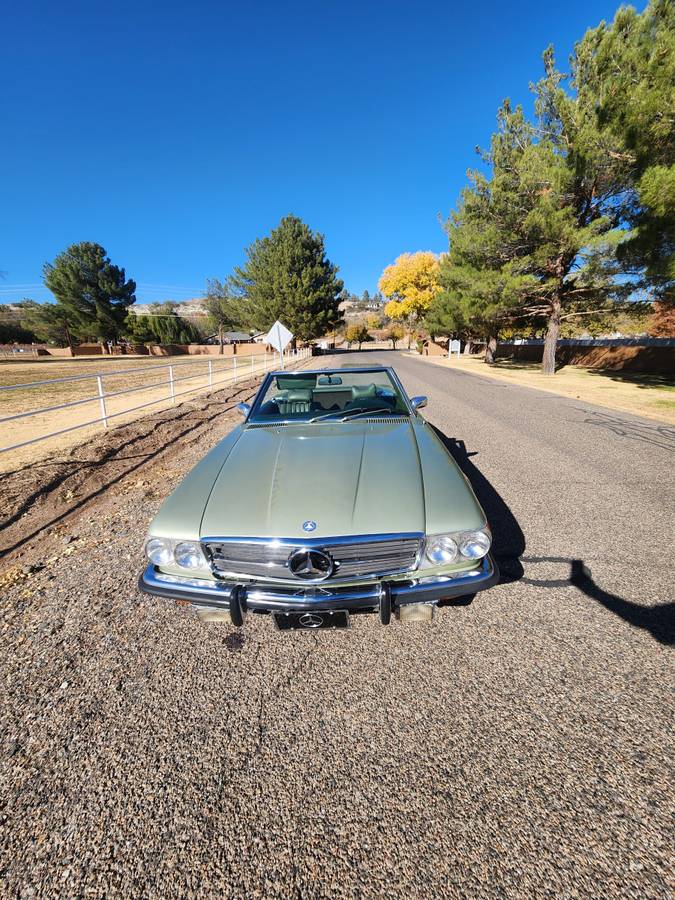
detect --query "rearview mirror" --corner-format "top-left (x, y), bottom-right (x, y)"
top-left (237, 402), bottom-right (251, 418)
top-left (411, 396), bottom-right (428, 411)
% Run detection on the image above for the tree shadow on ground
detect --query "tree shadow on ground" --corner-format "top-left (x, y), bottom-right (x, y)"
top-left (491, 359), bottom-right (540, 371)
top-left (429, 425), bottom-right (525, 586)
top-left (576, 408), bottom-right (675, 452)
top-left (584, 369), bottom-right (675, 390)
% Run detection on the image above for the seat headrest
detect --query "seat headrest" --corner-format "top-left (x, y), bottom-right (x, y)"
top-left (351, 383), bottom-right (378, 399)
top-left (283, 389), bottom-right (312, 402)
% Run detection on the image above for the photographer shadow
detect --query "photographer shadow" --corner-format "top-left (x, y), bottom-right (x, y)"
top-left (570, 560), bottom-right (674, 646)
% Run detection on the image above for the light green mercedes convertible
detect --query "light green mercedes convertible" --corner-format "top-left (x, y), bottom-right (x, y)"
top-left (139, 366), bottom-right (498, 629)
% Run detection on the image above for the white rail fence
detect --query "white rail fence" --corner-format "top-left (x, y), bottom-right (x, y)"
top-left (0, 347), bottom-right (311, 456)
top-left (0, 348), bottom-right (41, 359)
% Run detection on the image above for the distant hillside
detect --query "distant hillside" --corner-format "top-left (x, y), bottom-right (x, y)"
top-left (129, 298), bottom-right (207, 317)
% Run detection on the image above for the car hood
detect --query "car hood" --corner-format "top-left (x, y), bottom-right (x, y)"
top-left (199, 421), bottom-right (425, 539)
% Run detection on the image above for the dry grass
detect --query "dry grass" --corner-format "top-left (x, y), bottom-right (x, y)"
top-left (0, 355), bottom-right (272, 472)
top-left (415, 353), bottom-right (675, 424)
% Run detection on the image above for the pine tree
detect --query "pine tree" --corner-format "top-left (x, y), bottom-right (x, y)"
top-left (43, 242), bottom-right (136, 349)
top-left (430, 2), bottom-right (672, 373)
top-left (229, 215), bottom-right (344, 341)
top-left (589, 0), bottom-right (674, 299)
top-left (431, 104), bottom-right (539, 361)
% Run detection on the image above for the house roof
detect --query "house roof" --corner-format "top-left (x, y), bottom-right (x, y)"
top-left (224, 331), bottom-right (254, 341)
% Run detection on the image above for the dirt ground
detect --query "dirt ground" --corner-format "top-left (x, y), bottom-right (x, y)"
top-left (415, 353), bottom-right (675, 424)
top-left (0, 354), bottom-right (274, 473)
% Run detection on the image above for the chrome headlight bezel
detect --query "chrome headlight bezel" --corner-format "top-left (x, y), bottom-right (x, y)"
top-left (173, 540), bottom-right (208, 570)
top-left (145, 537), bottom-right (174, 566)
top-left (458, 530), bottom-right (492, 560)
top-left (424, 535), bottom-right (459, 565)
top-left (422, 527), bottom-right (491, 568)
top-left (145, 537), bottom-right (209, 570)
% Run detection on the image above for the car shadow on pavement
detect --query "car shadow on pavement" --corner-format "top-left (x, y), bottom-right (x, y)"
top-left (430, 425), bottom-right (526, 588)
top-left (430, 427), bottom-right (673, 644)
top-left (570, 559), bottom-right (674, 646)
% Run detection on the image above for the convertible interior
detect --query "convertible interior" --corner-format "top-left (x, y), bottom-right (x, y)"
top-left (259, 374), bottom-right (400, 418)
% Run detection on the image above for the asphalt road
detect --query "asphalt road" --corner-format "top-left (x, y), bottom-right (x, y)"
top-left (1, 350), bottom-right (673, 898)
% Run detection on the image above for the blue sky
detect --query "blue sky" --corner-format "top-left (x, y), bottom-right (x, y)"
top-left (1, 0), bottom-right (635, 304)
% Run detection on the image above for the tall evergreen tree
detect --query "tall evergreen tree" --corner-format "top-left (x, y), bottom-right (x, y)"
top-left (229, 215), bottom-right (344, 341)
top-left (43, 242), bottom-right (136, 348)
top-left (431, 104), bottom-right (539, 360)
top-left (588, 0), bottom-right (674, 301)
top-left (520, 39), bottom-right (643, 373)
top-left (431, 2), bottom-right (672, 373)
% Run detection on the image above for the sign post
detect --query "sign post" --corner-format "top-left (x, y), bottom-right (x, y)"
top-left (265, 321), bottom-right (294, 369)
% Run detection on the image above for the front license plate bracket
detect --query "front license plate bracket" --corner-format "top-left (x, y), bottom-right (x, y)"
top-left (273, 610), bottom-right (350, 631)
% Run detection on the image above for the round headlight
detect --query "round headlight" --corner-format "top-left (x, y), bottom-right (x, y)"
top-left (425, 535), bottom-right (459, 565)
top-left (174, 541), bottom-right (207, 569)
top-left (459, 530), bottom-right (491, 559)
top-left (146, 537), bottom-right (173, 565)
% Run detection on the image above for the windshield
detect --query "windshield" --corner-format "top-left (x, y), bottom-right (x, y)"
top-left (248, 369), bottom-right (409, 423)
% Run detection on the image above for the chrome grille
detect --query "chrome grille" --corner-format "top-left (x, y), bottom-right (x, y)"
top-left (204, 535), bottom-right (421, 582)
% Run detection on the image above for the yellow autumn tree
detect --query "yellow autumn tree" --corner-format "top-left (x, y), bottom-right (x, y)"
top-left (378, 252), bottom-right (442, 322)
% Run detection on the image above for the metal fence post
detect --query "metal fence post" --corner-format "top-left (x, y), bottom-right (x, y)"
top-left (208, 359), bottom-right (213, 387)
top-left (169, 365), bottom-right (175, 404)
top-left (96, 375), bottom-right (108, 429)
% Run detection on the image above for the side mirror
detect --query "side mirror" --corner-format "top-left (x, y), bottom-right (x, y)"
top-left (237, 402), bottom-right (251, 418)
top-left (411, 396), bottom-right (428, 411)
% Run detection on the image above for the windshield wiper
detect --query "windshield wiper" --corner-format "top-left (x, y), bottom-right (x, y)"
top-left (309, 407), bottom-right (404, 423)
top-left (308, 409), bottom-right (346, 423)
top-left (340, 407), bottom-right (404, 421)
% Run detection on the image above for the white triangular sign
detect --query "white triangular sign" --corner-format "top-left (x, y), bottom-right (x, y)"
top-left (265, 320), bottom-right (293, 353)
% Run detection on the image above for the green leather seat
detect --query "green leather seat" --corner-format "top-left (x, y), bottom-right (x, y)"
top-left (275, 389), bottom-right (313, 415)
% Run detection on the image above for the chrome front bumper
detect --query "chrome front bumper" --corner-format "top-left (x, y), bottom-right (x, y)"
top-left (138, 555), bottom-right (498, 619)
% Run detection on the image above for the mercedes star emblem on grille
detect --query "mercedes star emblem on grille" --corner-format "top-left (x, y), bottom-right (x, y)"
top-left (302, 520), bottom-right (317, 532)
top-left (288, 548), bottom-right (334, 580)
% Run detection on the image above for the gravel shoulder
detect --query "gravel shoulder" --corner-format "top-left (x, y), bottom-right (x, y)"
top-left (0, 351), bottom-right (673, 899)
